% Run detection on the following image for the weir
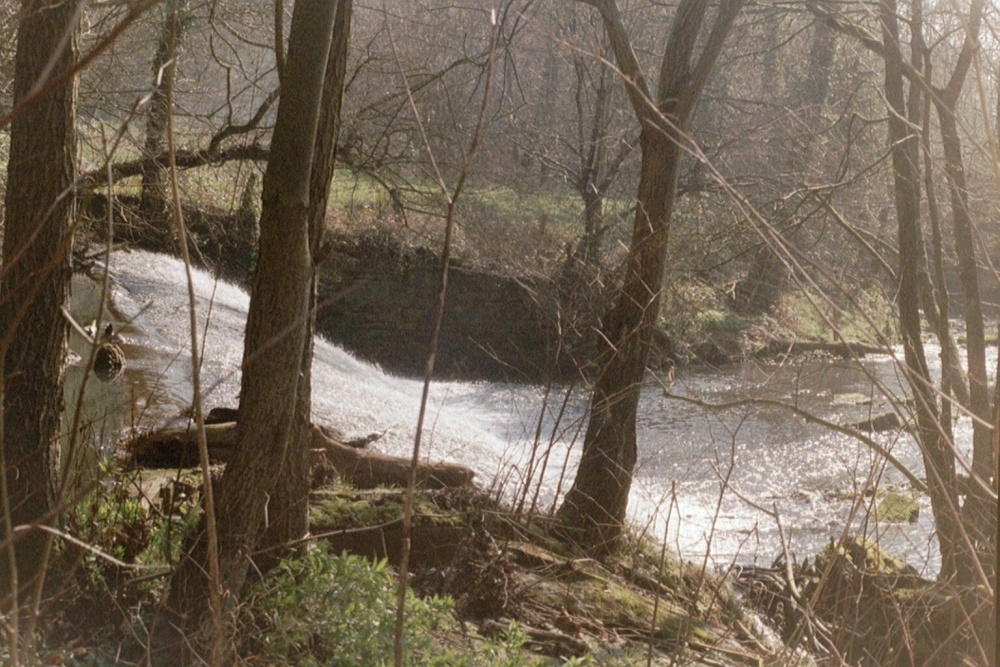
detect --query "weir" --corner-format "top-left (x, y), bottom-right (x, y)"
top-left (65, 249), bottom-right (978, 575)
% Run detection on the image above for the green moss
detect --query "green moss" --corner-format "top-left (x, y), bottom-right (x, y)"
top-left (875, 493), bottom-right (920, 523)
top-left (309, 487), bottom-right (468, 533)
top-left (816, 534), bottom-right (922, 581)
top-left (695, 309), bottom-right (744, 334)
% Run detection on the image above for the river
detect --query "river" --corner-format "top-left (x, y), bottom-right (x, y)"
top-left (67, 249), bottom-right (988, 577)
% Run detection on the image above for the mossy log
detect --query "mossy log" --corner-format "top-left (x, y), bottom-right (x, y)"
top-left (758, 338), bottom-right (888, 358)
top-left (127, 422), bottom-right (474, 489)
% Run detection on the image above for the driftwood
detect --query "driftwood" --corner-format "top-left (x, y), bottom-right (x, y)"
top-left (310, 425), bottom-right (474, 489)
top-left (127, 421), bottom-right (474, 490)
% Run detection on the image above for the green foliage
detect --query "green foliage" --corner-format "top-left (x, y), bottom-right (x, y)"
top-left (242, 546), bottom-right (456, 667)
top-left (144, 494), bottom-right (200, 567)
top-left (775, 288), bottom-right (895, 344)
top-left (475, 621), bottom-right (547, 667)
top-left (693, 309), bottom-right (743, 334)
top-left (240, 546), bottom-right (589, 666)
top-left (66, 467), bottom-right (152, 568)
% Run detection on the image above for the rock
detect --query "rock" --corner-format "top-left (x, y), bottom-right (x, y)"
top-left (93, 323), bottom-right (126, 382)
top-left (876, 493), bottom-right (919, 523)
top-left (94, 342), bottom-right (126, 382)
top-left (833, 392), bottom-right (872, 406)
top-left (849, 411), bottom-right (903, 432)
top-left (204, 406), bottom-right (239, 424)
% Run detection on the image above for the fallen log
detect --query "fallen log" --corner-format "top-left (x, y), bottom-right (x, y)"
top-left (311, 425), bottom-right (474, 489)
top-left (757, 338), bottom-right (888, 359)
top-left (127, 421), bottom-right (475, 490)
top-left (128, 423), bottom-right (237, 467)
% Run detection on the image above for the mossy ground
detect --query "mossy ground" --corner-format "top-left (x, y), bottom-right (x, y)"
top-left (305, 482), bottom-right (782, 666)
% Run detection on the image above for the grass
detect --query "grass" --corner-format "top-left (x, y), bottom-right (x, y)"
top-left (460, 184), bottom-right (583, 230)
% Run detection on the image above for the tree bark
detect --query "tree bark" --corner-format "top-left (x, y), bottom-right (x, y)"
top-left (168, 0), bottom-right (338, 621)
top-left (0, 0), bottom-right (77, 608)
top-left (258, 0), bottom-right (353, 567)
top-left (556, 0), bottom-right (743, 552)
top-left (139, 0), bottom-right (189, 221)
top-left (878, 0), bottom-right (964, 582)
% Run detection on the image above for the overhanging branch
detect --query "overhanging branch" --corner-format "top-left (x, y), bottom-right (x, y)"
top-left (80, 144), bottom-right (270, 190)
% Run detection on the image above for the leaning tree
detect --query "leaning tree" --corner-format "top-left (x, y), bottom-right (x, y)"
top-left (556, 0), bottom-right (744, 552)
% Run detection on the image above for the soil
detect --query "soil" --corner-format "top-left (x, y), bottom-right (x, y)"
top-left (306, 483), bottom-right (784, 665)
top-left (70, 198), bottom-right (944, 665)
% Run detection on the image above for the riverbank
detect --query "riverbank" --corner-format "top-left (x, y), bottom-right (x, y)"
top-left (56, 455), bottom-right (787, 665)
top-left (79, 194), bottom-right (894, 383)
top-left (48, 450), bottom-right (974, 666)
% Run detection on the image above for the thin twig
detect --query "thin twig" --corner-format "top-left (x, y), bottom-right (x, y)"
top-left (164, 0), bottom-right (225, 658)
top-left (387, 6), bottom-right (500, 666)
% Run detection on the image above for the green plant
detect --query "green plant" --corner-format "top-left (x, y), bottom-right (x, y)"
top-left (144, 492), bottom-right (200, 566)
top-left (67, 467), bottom-right (152, 569)
top-left (477, 621), bottom-right (534, 667)
top-left (242, 546), bottom-right (456, 666)
top-left (694, 309), bottom-right (743, 334)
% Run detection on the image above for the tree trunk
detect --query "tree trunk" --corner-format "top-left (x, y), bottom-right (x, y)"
top-left (925, 0), bottom-right (994, 584)
top-left (0, 0), bottom-right (77, 609)
top-left (578, 186), bottom-right (605, 267)
top-left (140, 0), bottom-right (189, 221)
top-left (168, 0), bottom-right (338, 621)
top-left (258, 0), bottom-right (353, 568)
top-left (557, 127), bottom-right (676, 552)
top-left (920, 72), bottom-right (969, 416)
top-left (878, 0), bottom-right (963, 582)
top-left (556, 0), bottom-right (743, 552)
top-left (936, 90), bottom-right (996, 585)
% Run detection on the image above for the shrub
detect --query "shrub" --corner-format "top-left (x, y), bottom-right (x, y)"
top-left (242, 546), bottom-right (456, 666)
top-left (694, 309), bottom-right (743, 334)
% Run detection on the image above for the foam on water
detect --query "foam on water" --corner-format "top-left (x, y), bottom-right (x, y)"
top-left (105, 250), bottom-right (988, 574)
top-left (108, 249), bottom-right (581, 495)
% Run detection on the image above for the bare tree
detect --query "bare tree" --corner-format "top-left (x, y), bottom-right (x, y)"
top-left (0, 0), bottom-right (77, 619)
top-left (169, 0), bottom-right (340, 622)
top-left (556, 0), bottom-right (744, 552)
top-left (804, 0), bottom-right (995, 661)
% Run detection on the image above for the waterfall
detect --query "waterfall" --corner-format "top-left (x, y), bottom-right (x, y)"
top-left (104, 249), bottom-right (582, 499)
top-left (74, 249), bottom-right (955, 573)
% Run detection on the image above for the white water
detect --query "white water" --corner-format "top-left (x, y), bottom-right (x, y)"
top-left (105, 250), bottom-right (581, 501)
top-left (94, 249), bottom-right (988, 575)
